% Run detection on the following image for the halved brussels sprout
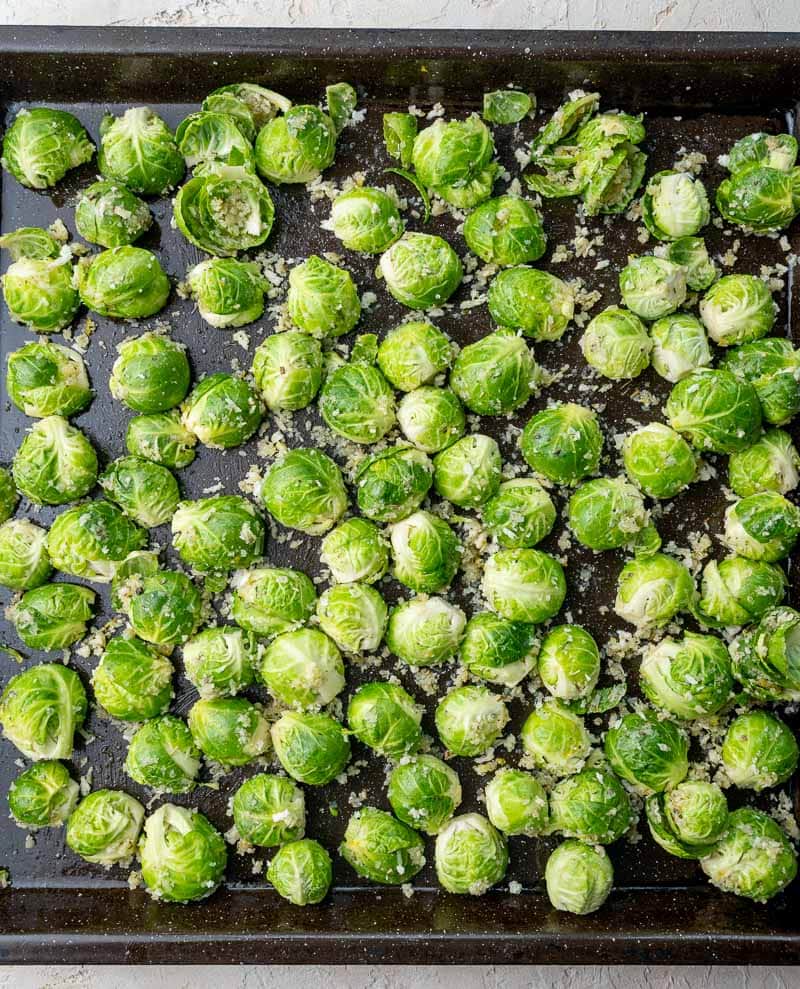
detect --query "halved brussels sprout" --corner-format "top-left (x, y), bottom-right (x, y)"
top-left (231, 566), bottom-right (316, 638)
top-left (1, 255), bottom-right (80, 333)
top-left (182, 626), bottom-right (257, 699)
top-left (459, 612), bottom-right (536, 687)
top-left (66, 789), bottom-right (145, 865)
top-left (664, 236), bottom-right (718, 292)
top-left (10, 582), bottom-right (95, 651)
top-left (413, 113), bottom-right (494, 192)
top-left (316, 582), bottom-right (387, 654)
top-left (188, 696), bottom-right (271, 768)
top-left (6, 341), bottom-right (92, 419)
top-left (0, 520), bottom-right (51, 591)
top-left (8, 760), bottom-right (78, 829)
top-left (721, 709), bottom-right (798, 791)
top-left (99, 107), bottom-right (184, 195)
top-left (176, 110), bottom-right (253, 172)
top-left (646, 780), bottom-right (729, 859)
top-left (0, 226), bottom-right (65, 261)
top-left (12, 416), bottom-right (97, 506)
top-left (255, 105), bottom-right (337, 184)
top-left (698, 557), bottom-right (786, 628)
top-left (208, 83), bottom-right (291, 130)
top-left (100, 456), bottom-right (180, 528)
top-left (376, 322), bottom-right (452, 392)
top-left (125, 714), bottom-right (201, 793)
top-left (538, 624), bottom-right (600, 701)
top-left (389, 510), bottom-right (460, 594)
top-left (126, 410), bottom-right (197, 469)
top-left (347, 681), bottom-right (423, 759)
top-left (728, 132), bottom-right (798, 173)
top-left (520, 403), bottom-right (603, 485)
top-left (580, 306), bottom-right (652, 379)
top-left (545, 839), bottom-right (613, 915)
top-left (488, 267), bottom-right (573, 341)
top-left (435, 685), bottom-right (509, 757)
top-left (618, 257), bottom-right (686, 321)
top-left (650, 312), bottom-right (713, 383)
top-left (172, 495), bottom-right (265, 572)
top-left (604, 711), bottom-right (689, 794)
top-left (0, 468), bottom-right (18, 524)
top-left (666, 368), bottom-right (762, 454)
top-left (397, 387), bottom-right (466, 454)
top-left (181, 373), bottom-right (262, 449)
top-left (521, 700), bottom-right (591, 776)
top-left (259, 627), bottom-right (344, 709)
top-left (92, 635), bottom-right (173, 721)
top-left (716, 163), bottom-right (799, 233)
top-left (433, 434), bottom-right (502, 509)
top-left (138, 803), bottom-right (227, 902)
top-left (187, 258), bottom-right (266, 329)
top-left (320, 517), bottom-right (387, 585)
top-left (699, 274), bottom-right (775, 347)
top-left (482, 548), bottom-right (566, 624)
top-left (286, 255), bottom-right (361, 339)
top-left (388, 754), bottom-right (461, 835)
top-left (0, 663), bottom-right (87, 760)
top-left (622, 423), bottom-right (697, 499)
top-left (723, 492), bottom-right (800, 562)
top-left (386, 595), bottom-right (465, 667)
top-left (729, 429), bottom-right (800, 497)
top-left (549, 766), bottom-right (633, 844)
top-left (271, 710), bottom-right (350, 786)
top-left (568, 476), bottom-right (650, 552)
top-left (232, 773), bottom-right (305, 847)
top-left (481, 478), bottom-right (556, 549)
top-left (267, 839), bottom-right (332, 906)
top-left (252, 331), bottom-right (323, 411)
top-left (319, 362), bottom-right (396, 445)
top-left (260, 449), bottom-right (347, 535)
top-left (731, 605), bottom-right (800, 702)
top-left (721, 337), bottom-right (800, 426)
top-left (355, 445), bottom-right (433, 523)
top-left (463, 195), bottom-right (546, 267)
top-left (485, 769), bottom-right (548, 837)
top-left (640, 631), bottom-right (733, 719)
top-left (434, 813), bottom-right (508, 896)
top-left (47, 501), bottom-right (145, 581)
top-left (340, 806), bottom-right (426, 885)
top-left (614, 552), bottom-right (695, 632)
top-left (379, 233), bottom-right (463, 310)
top-left (75, 181), bottom-right (152, 248)
top-left (450, 329), bottom-right (538, 415)
top-left (330, 187), bottom-right (404, 253)
top-left (126, 570), bottom-right (203, 648)
top-left (642, 170), bottom-right (710, 240)
top-left (3, 108), bottom-right (93, 189)
top-left (77, 247), bottom-right (170, 320)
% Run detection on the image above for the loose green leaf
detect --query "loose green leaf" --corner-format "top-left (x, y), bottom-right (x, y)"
top-left (326, 83), bottom-right (358, 136)
top-left (384, 167), bottom-right (431, 222)
top-left (483, 90), bottom-right (534, 125)
top-left (383, 113), bottom-right (417, 169)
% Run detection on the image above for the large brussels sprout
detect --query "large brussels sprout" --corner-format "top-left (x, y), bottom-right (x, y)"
top-left (181, 373), bottom-right (262, 449)
top-left (642, 170), bottom-right (710, 240)
top-left (126, 410), bottom-right (197, 469)
top-left (482, 548), bottom-right (566, 624)
top-left (521, 700), bottom-right (591, 775)
top-left (0, 226), bottom-right (65, 262)
top-left (538, 624), bottom-right (600, 701)
top-left (182, 626), bottom-right (257, 699)
top-left (376, 321), bottom-right (453, 392)
top-left (176, 110), bottom-right (253, 172)
top-left (622, 423), bottom-right (697, 499)
top-left (0, 468), bottom-right (18, 525)
top-left (77, 247), bottom-right (170, 320)
top-left (397, 387), bottom-right (466, 454)
top-left (10, 582), bottom-right (95, 651)
top-left (347, 681), bottom-right (423, 759)
top-left (463, 195), bottom-right (546, 267)
top-left (640, 631), bottom-right (733, 719)
top-left (435, 685), bottom-right (509, 757)
top-left (330, 187), bottom-right (404, 253)
top-left (699, 274), bottom-right (775, 347)
top-left (267, 839), bottom-right (332, 906)
top-left (386, 595), bottom-right (465, 667)
top-left (580, 306), bottom-right (652, 380)
top-left (434, 813), bottom-right (508, 896)
top-left (618, 257), bottom-right (686, 321)
top-left (8, 760), bottom-right (78, 830)
top-left (721, 337), bottom-right (800, 426)
top-left (125, 715), bottom-right (201, 793)
top-left (340, 806), bottom-right (426, 885)
top-left (482, 477), bottom-right (556, 549)
top-left (231, 566), bottom-right (316, 638)
top-left (545, 839), bottom-right (613, 915)
top-left (232, 773), bottom-right (305, 847)
top-left (355, 445), bottom-right (433, 523)
top-left (450, 329), bottom-right (538, 416)
top-left (319, 362), bottom-right (396, 444)
top-left (2, 108), bottom-right (93, 189)
top-left (488, 267), bottom-right (573, 341)
top-left (260, 627), bottom-right (345, 709)
top-left (723, 492), bottom-right (800, 562)
top-left (646, 780), bottom-right (729, 859)
top-left (549, 766), bottom-right (633, 844)
top-left (698, 557), bottom-right (786, 628)
top-left (172, 495), bottom-right (265, 572)
top-left (716, 163), bottom-right (799, 233)
top-left (615, 553), bottom-right (695, 633)
top-left (722, 709), bottom-right (798, 791)
top-left (731, 606), bottom-right (800, 702)
top-left (727, 132), bottom-right (798, 173)
top-left (286, 255), bottom-right (361, 339)
top-left (379, 233), bottom-right (463, 310)
top-left (138, 803), bottom-right (227, 902)
top-left (98, 107), bottom-right (184, 195)
top-left (460, 611), bottom-right (536, 687)
top-left (666, 368), bottom-right (763, 454)
top-left (66, 789), bottom-right (145, 865)
top-left (1, 255), bottom-right (79, 333)
top-left (255, 105), bottom-right (337, 184)
top-left (260, 449), bottom-right (347, 535)
top-left (485, 769), bottom-right (548, 837)
top-left (75, 180), bottom-right (152, 248)
top-left (568, 476), bottom-right (650, 552)
top-left (729, 429), bottom-right (800, 497)
top-left (6, 341), bottom-right (92, 419)
top-left (271, 710), bottom-right (350, 786)
top-left (388, 754), bottom-right (461, 835)
top-left (0, 519), bottom-right (52, 591)
top-left (0, 663), bottom-right (87, 760)
top-left (320, 517), bottom-right (388, 585)
top-left (188, 696), bottom-right (271, 768)
top-left (12, 416), bottom-right (97, 506)
top-left (604, 711), bottom-right (689, 794)
top-left (433, 434), bottom-right (502, 509)
top-left (100, 456), bottom-right (180, 528)
top-left (412, 113), bottom-right (494, 192)
top-left (126, 570), bottom-right (203, 648)
top-left (252, 331), bottom-right (323, 411)
top-left (650, 312), bottom-right (713, 384)
top-left (317, 582), bottom-right (387, 654)
top-left (187, 258), bottom-right (266, 329)
top-left (93, 635), bottom-right (173, 721)
top-left (389, 510), bottom-right (460, 594)
top-left (520, 403), bottom-right (603, 486)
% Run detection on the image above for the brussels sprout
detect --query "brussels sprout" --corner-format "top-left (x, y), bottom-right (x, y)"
top-left (2, 108), bottom-right (93, 189)
top-left (379, 233), bottom-right (463, 310)
top-left (125, 714), bottom-right (200, 793)
top-left (412, 113), bottom-right (494, 191)
top-left (521, 700), bottom-right (591, 775)
top-left (8, 761), bottom-right (78, 830)
top-left (578, 141), bottom-right (647, 216)
top-left (138, 803), bottom-right (227, 902)
top-left (319, 362), bottom-right (396, 445)
top-left (267, 839), bottom-right (332, 906)
top-left (698, 557), bottom-right (786, 628)
top-left (10, 583), bottom-right (96, 651)
top-left (252, 331), bottom-right (323, 412)
top-left (435, 812), bottom-right (508, 896)
top-left (721, 337), bottom-right (800, 426)
top-left (389, 510), bottom-right (460, 594)
top-left (184, 374), bottom-right (261, 450)
top-left (208, 83), bottom-right (292, 130)
top-left (316, 583), bottom-right (387, 654)
top-left (545, 839), bottom-right (613, 915)
top-left (0, 225), bottom-right (66, 262)
top-left (74, 180), bottom-right (152, 249)
top-left (699, 274), bottom-right (775, 347)
top-left (615, 553), bottom-right (695, 632)
top-left (721, 709), bottom-right (798, 791)
top-left (100, 456), bottom-right (180, 528)
top-left (642, 170), bottom-right (710, 240)
top-left (260, 449), bottom-right (347, 536)
top-left (98, 107), bottom-right (184, 195)
top-left (723, 492), bottom-right (800, 563)
top-left (347, 681), bottom-right (423, 759)
top-left (259, 628), bottom-right (344, 709)
top-left (125, 570), bottom-right (203, 648)
top-left (176, 110), bottom-right (253, 172)
top-left (729, 429), bottom-right (800, 497)
top-left (320, 518), bottom-right (387, 585)
top-left (340, 806), bottom-right (426, 885)
top-left (0, 468), bottom-right (18, 525)
top-left (12, 417), bottom-right (97, 506)
top-left (487, 268), bottom-right (573, 341)
top-left (485, 768), bottom-right (548, 837)
top-left (92, 636), bottom-right (173, 721)
top-left (520, 403), bottom-right (603, 486)
top-left (618, 257), bottom-right (687, 322)
top-left (230, 566), bottom-right (316, 638)
top-left (580, 306), bottom-right (652, 379)
top-left (538, 624), bottom-right (600, 701)
top-left (435, 685), bottom-right (509, 757)
top-left (0, 520), bottom-right (51, 591)
top-left (49, 502), bottom-right (146, 584)
top-left (387, 754), bottom-right (461, 835)
top-left (255, 105), bottom-right (337, 184)
top-left (187, 258), bottom-right (266, 329)
top-left (451, 330), bottom-right (538, 416)
top-left (664, 236), bottom-right (718, 292)
top-left (650, 312), bottom-right (713, 383)
top-left (376, 322), bottom-right (452, 393)
top-left (482, 548), bottom-right (566, 624)
top-left (1, 254), bottom-right (80, 333)
top-left (187, 696), bottom-right (271, 768)
top-left (640, 631), bottom-right (733, 720)
top-left (232, 773), bottom-right (304, 847)
top-left (549, 765), bottom-right (633, 844)
top-left (329, 187), bottom-right (404, 253)
top-left (605, 711), bottom-right (689, 794)
top-left (666, 368), bottom-right (762, 454)
top-left (731, 606), bottom-right (800, 702)
top-left (458, 611), bottom-right (536, 688)
top-left (6, 341), bottom-right (92, 420)
top-left (622, 423), bottom-right (697, 500)
top-left (66, 788), bottom-right (145, 867)
top-left (286, 255), bottom-right (360, 339)
top-left (716, 163), bottom-right (799, 233)
top-left (172, 495), bottom-right (265, 572)
top-left (481, 478), bottom-right (556, 550)
top-left (386, 595), bottom-right (465, 667)
top-left (433, 434), bottom-right (502, 510)
top-left (463, 195), bottom-right (546, 267)
top-left (182, 626), bottom-right (257, 699)
top-left (354, 446), bottom-right (433, 523)
top-left (0, 663), bottom-right (87, 760)
top-left (397, 387), bottom-right (466, 454)
top-left (728, 132), bottom-right (798, 173)
top-left (126, 410), bottom-right (197, 469)
top-left (77, 247), bottom-right (170, 320)
top-left (271, 710), bottom-right (350, 786)
top-left (645, 780), bottom-right (729, 859)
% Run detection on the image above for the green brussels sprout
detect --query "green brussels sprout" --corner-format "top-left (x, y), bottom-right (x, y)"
top-left (376, 322), bottom-right (452, 392)
top-left (664, 236), bottom-right (718, 292)
top-left (48, 501), bottom-right (145, 583)
top-left (77, 247), bottom-right (170, 320)
top-left (388, 754), bottom-right (461, 835)
top-left (355, 445), bottom-right (433, 523)
top-left (207, 83), bottom-right (291, 130)
top-left (182, 626), bottom-right (257, 699)
top-left (8, 760), bottom-right (78, 830)
top-left (538, 624), bottom-right (600, 701)
top-left (0, 663), bottom-right (87, 760)
top-left (487, 267), bottom-right (573, 341)
top-left (99, 456), bottom-right (180, 528)
top-left (0, 468), bottom-right (18, 524)
top-left (520, 403), bottom-right (603, 485)
top-left (615, 553), bottom-right (695, 633)
top-left (433, 434), bottom-right (502, 510)
top-left (622, 423), bottom-right (697, 500)
top-left (267, 839), bottom-right (332, 906)
top-left (640, 631), bottom-right (733, 719)
top-left (723, 492), bottom-right (800, 562)
top-left (98, 107), bottom-right (184, 195)
top-left (412, 113), bottom-right (494, 191)
top-left (319, 362), bottom-right (396, 445)
top-left (699, 274), bottom-right (775, 347)
top-left (187, 258), bottom-right (266, 329)
top-left (260, 449), bottom-right (347, 536)
top-left (482, 548), bottom-right (566, 624)
top-left (286, 255), bottom-right (361, 339)
top-left (549, 765), bottom-right (633, 844)
top-left (340, 806), bottom-right (426, 885)
top-left (316, 582), bottom-right (387, 654)
top-left (2, 108), bottom-right (93, 189)
top-left (92, 636), bottom-right (173, 721)
top-left (379, 233), bottom-right (463, 310)
top-left (126, 410), bottom-right (197, 469)
top-left (0, 225), bottom-right (65, 262)
top-left (10, 583), bottom-right (96, 651)
top-left (481, 477), bottom-right (556, 550)
top-left (138, 803), bottom-right (227, 903)
top-left (731, 606), bottom-right (800, 702)
top-left (0, 520), bottom-right (52, 591)
top-left (576, 141), bottom-right (647, 216)
top-left (521, 700), bottom-right (591, 775)
top-left (463, 195), bottom-right (546, 267)
top-left (716, 163), bottom-right (799, 233)
top-left (252, 331), bottom-right (323, 411)
top-left (232, 773), bottom-right (305, 847)
top-left (181, 373), bottom-right (262, 449)
top-left (450, 330), bottom-right (538, 416)
top-left (389, 510), bottom-right (460, 594)
top-left (172, 495), bottom-right (265, 572)
top-left (642, 170), bottom-right (710, 240)
top-left (618, 257), bottom-right (687, 321)
top-left (459, 611), bottom-right (537, 687)
top-left (66, 789), bottom-right (145, 866)
top-left (13, 416), bottom-right (97, 506)
top-left (698, 557), bottom-right (786, 628)
top-left (721, 337), bottom-right (800, 426)
top-left (271, 710), bottom-right (350, 786)
top-left (255, 105), bottom-right (337, 184)
top-left (545, 839), bottom-right (613, 915)
top-left (125, 570), bottom-right (203, 648)
top-left (434, 812), bottom-right (508, 896)
top-left (485, 768), bottom-right (548, 837)
top-left (187, 696), bottom-right (271, 768)
top-left (75, 180), bottom-right (151, 249)
top-left (580, 306), bottom-right (652, 380)
top-left (347, 681), bottom-right (423, 759)
top-left (6, 341), bottom-right (92, 419)
top-left (605, 711), bottom-right (689, 794)
top-left (397, 387), bottom-right (466, 454)
top-left (721, 709), bottom-right (798, 791)
top-left (645, 780), bottom-right (729, 859)
top-left (435, 685), bottom-right (509, 757)
top-left (125, 715), bottom-right (201, 793)
top-left (176, 110), bottom-right (253, 172)
top-left (110, 550), bottom-right (160, 612)
top-left (230, 566), bottom-right (316, 638)
top-left (1, 254), bottom-right (79, 333)
top-left (727, 132), bottom-right (798, 173)
top-left (729, 429), bottom-right (800, 497)
top-left (260, 628), bottom-right (344, 709)
top-left (386, 595), bottom-right (465, 667)
top-left (319, 517), bottom-right (386, 585)
top-left (666, 368), bottom-right (762, 454)
top-left (650, 312), bottom-right (713, 383)
top-left (329, 187), bottom-right (404, 253)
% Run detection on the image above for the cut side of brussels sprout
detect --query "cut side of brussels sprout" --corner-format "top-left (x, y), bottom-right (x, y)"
top-left (521, 700), bottom-right (591, 776)
top-left (545, 839), bottom-right (614, 915)
top-left (66, 789), bottom-right (145, 865)
top-left (730, 605), bottom-right (800, 703)
top-left (0, 663), bottom-right (87, 760)
top-left (260, 449), bottom-right (347, 536)
top-left (176, 110), bottom-right (254, 172)
top-left (99, 107), bottom-right (184, 195)
top-left (187, 258), bottom-right (267, 329)
top-left (138, 803), bottom-right (227, 902)
top-left (347, 681), bottom-right (423, 759)
top-left (450, 330), bottom-right (539, 415)
top-left (434, 812), bottom-right (508, 896)
top-left (7, 341), bottom-right (92, 419)
top-left (488, 267), bottom-right (573, 340)
top-left (9, 760), bottom-right (79, 830)
top-left (3, 108), bottom-right (94, 189)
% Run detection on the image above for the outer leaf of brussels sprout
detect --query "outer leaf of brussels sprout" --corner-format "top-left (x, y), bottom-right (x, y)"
top-left (581, 141), bottom-right (646, 215)
top-left (721, 709), bottom-right (798, 791)
top-left (482, 548), bottom-right (566, 625)
top-left (126, 410), bottom-right (197, 469)
top-left (110, 333), bottom-right (190, 414)
top-left (171, 495), bottom-right (265, 573)
top-left (665, 236), bottom-right (718, 291)
top-left (187, 258), bottom-right (266, 329)
top-left (520, 700), bottom-right (591, 776)
top-left (723, 492), bottom-right (800, 563)
top-left (716, 164), bottom-right (798, 233)
top-left (434, 162), bottom-right (499, 209)
top-left (622, 422), bottom-right (697, 499)
top-left (482, 477), bottom-right (556, 549)
top-left (397, 387), bottom-right (466, 454)
top-left (260, 449), bottom-right (347, 536)
top-left (727, 132), bottom-right (798, 174)
top-left (435, 685), bottom-right (509, 757)
top-left (0, 519), bottom-right (52, 591)
top-left (0, 468), bottom-right (19, 526)
top-left (545, 839), bottom-right (613, 914)
top-left (412, 114), bottom-right (494, 190)
top-left (730, 605), bottom-right (800, 701)
top-left (433, 434), bottom-right (502, 509)
top-left (388, 754), bottom-right (462, 835)
top-left (383, 113), bottom-right (417, 169)
top-left (47, 501), bottom-right (146, 582)
top-left (604, 711), bottom-right (689, 794)
top-left (488, 267), bottom-right (573, 340)
top-left (697, 556), bottom-right (786, 628)
top-left (209, 83), bottom-right (292, 128)
top-left (435, 813), bottom-right (508, 896)
top-left (176, 110), bottom-right (254, 171)
top-left (0, 663), bottom-right (87, 760)
top-left (614, 552), bottom-right (695, 632)
top-left (530, 93), bottom-right (600, 160)
top-left (201, 92), bottom-right (257, 143)
top-left (181, 373), bottom-right (262, 449)
top-left (463, 195), bottom-right (546, 267)
top-left (326, 82), bottom-right (357, 135)
top-left (520, 403), bottom-right (603, 485)
top-left (13, 416), bottom-right (98, 506)
top-left (524, 170), bottom-right (583, 199)
top-left (720, 337), bottom-right (800, 425)
top-left (377, 321), bottom-right (452, 392)
top-left (355, 445), bottom-right (433, 524)
top-left (233, 773), bottom-right (305, 847)
top-left (389, 510), bottom-right (460, 594)
top-left (100, 456), bottom-right (180, 528)
top-left (728, 429), bottom-right (800, 497)
top-left (99, 107), bottom-right (184, 195)
top-left (458, 611), bottom-right (537, 687)
top-left (66, 789), bottom-right (144, 865)
top-left (267, 839), bottom-right (332, 906)
top-left (271, 710), bottom-right (351, 786)
top-left (1, 255), bottom-right (80, 333)
top-left (125, 715), bottom-right (201, 793)
top-left (12, 580), bottom-right (96, 652)
top-left (127, 570), bottom-right (203, 648)
top-left (252, 331), bottom-right (322, 411)
top-left (260, 627), bottom-right (345, 709)
top-left (639, 631), bottom-right (733, 719)
top-left (485, 768), bottom-right (549, 837)
top-left (93, 636), bottom-right (173, 721)
top-left (138, 803), bottom-right (227, 902)
top-left (330, 186), bottom-right (404, 253)
top-left (255, 105), bottom-right (337, 184)
top-left (75, 181), bottom-right (152, 249)
top-left (618, 257), bottom-right (687, 321)
top-left (320, 517), bottom-right (387, 585)
top-left (483, 90), bottom-right (533, 124)
top-left (2, 108), bottom-right (94, 189)
top-left (347, 681), bottom-right (423, 758)
top-left (77, 247), bottom-right (170, 320)
top-left (538, 624), bottom-right (600, 701)
top-left (110, 550), bottom-right (160, 612)
top-left (8, 760), bottom-right (78, 829)
top-left (567, 476), bottom-right (649, 551)
top-left (574, 111), bottom-right (645, 150)
top-left (286, 254), bottom-right (361, 338)
top-left (379, 233), bottom-right (463, 310)
top-left (450, 329), bottom-right (539, 415)
top-left (341, 807), bottom-right (426, 885)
